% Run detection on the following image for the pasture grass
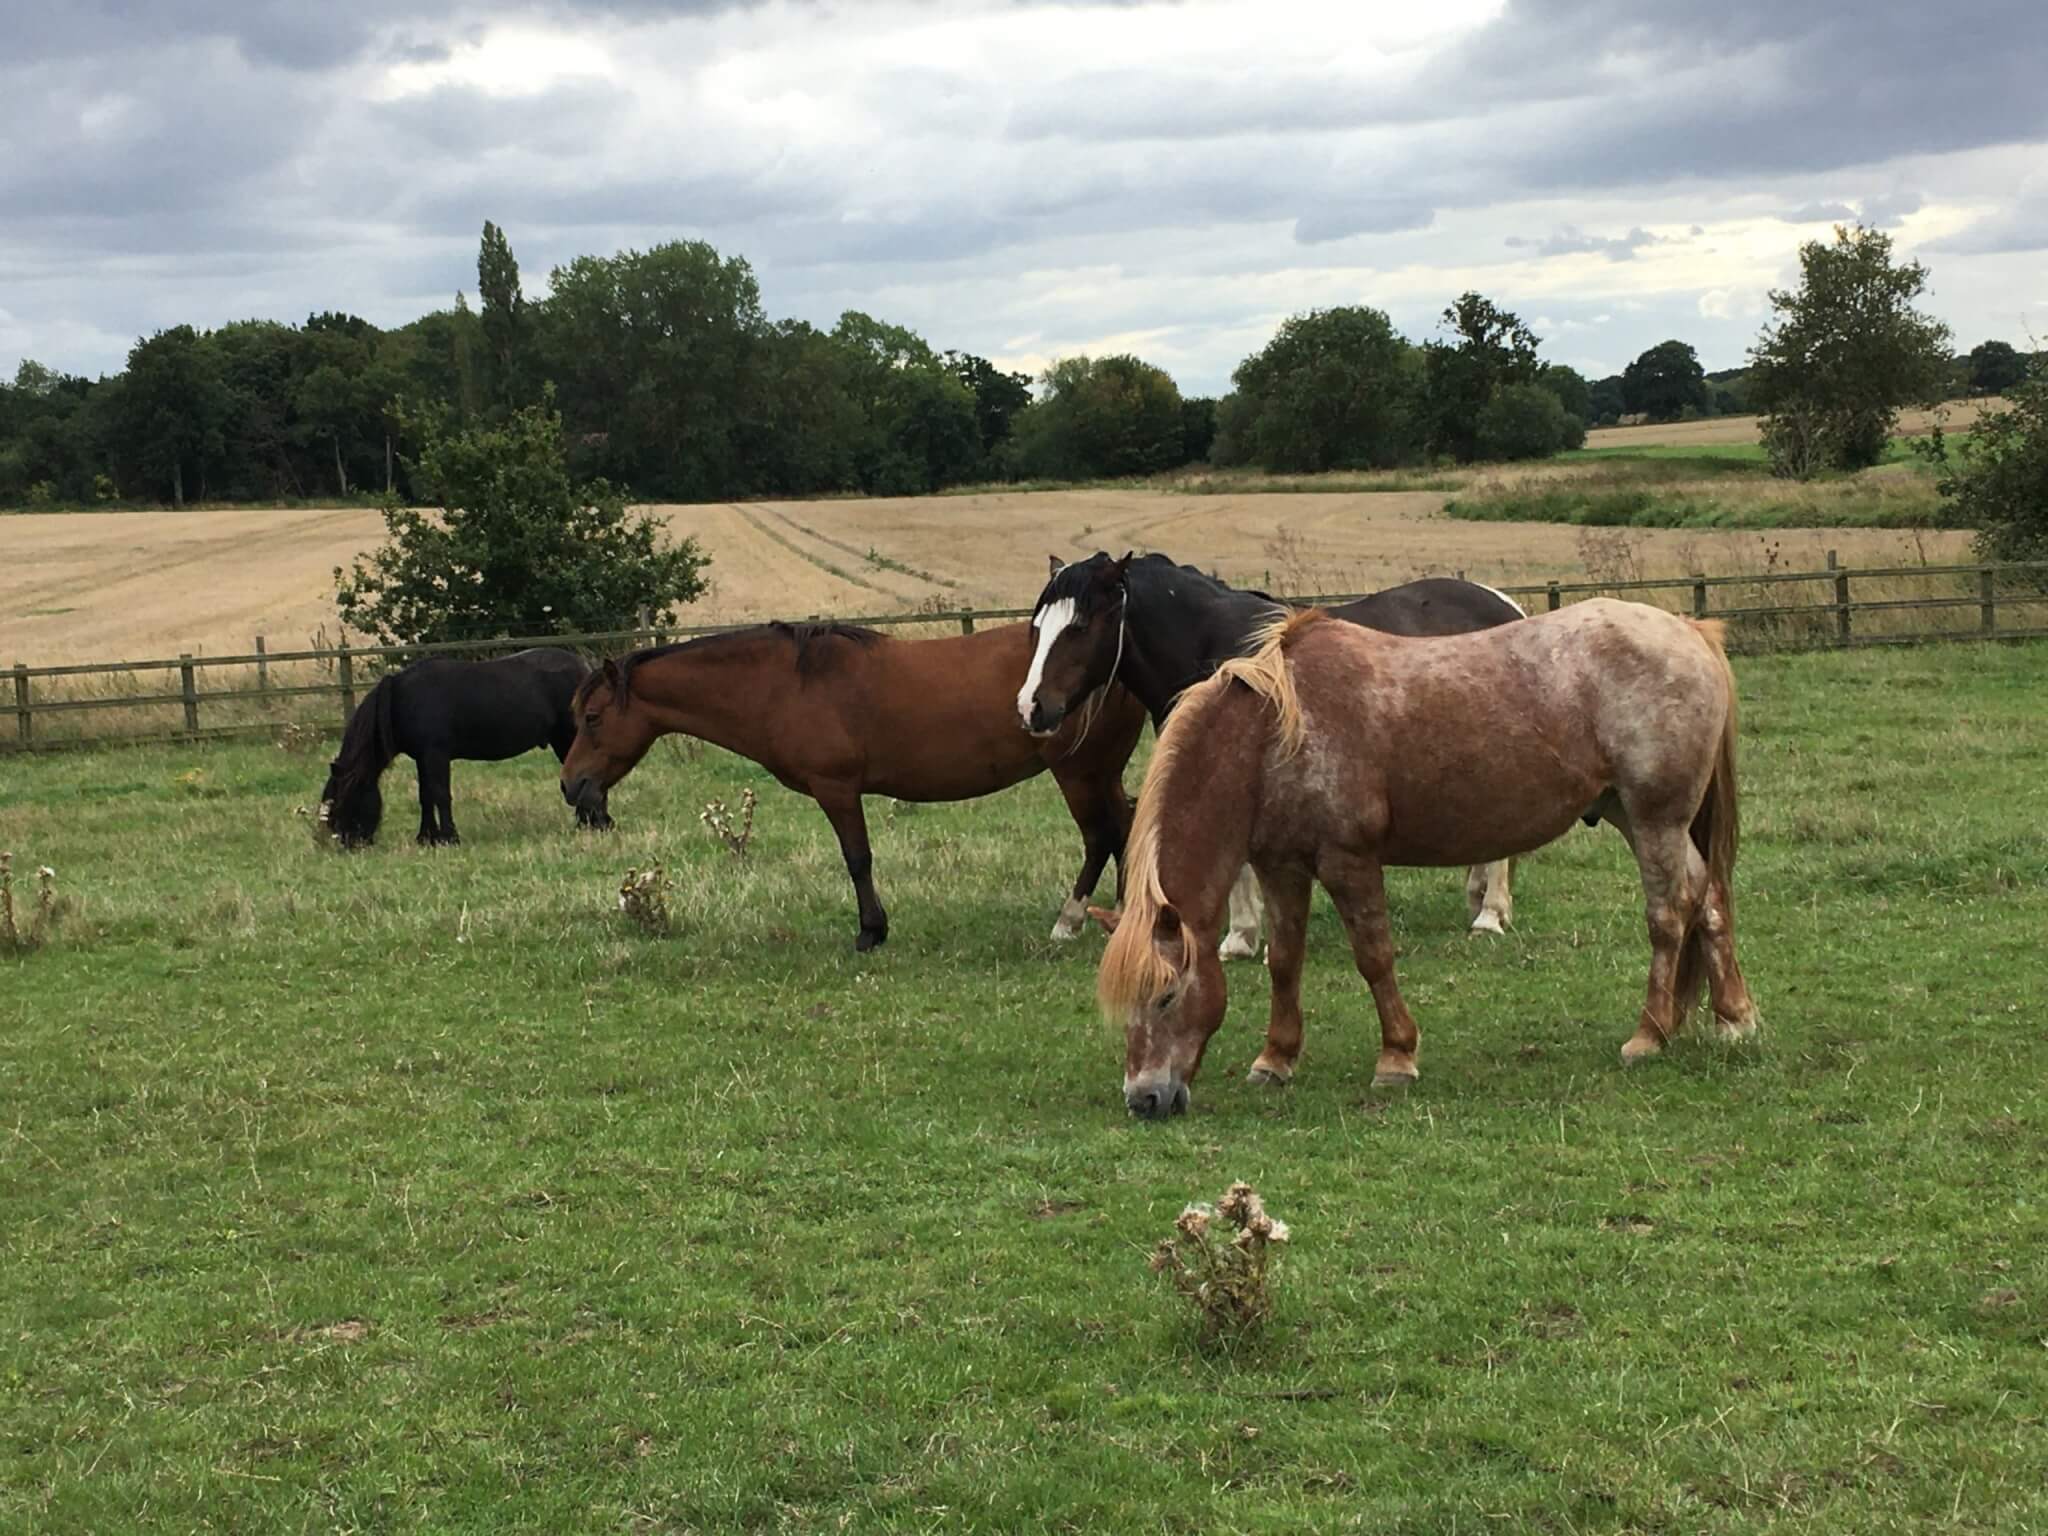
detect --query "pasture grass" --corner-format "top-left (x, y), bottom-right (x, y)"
top-left (4, 643), bottom-right (2048, 1531)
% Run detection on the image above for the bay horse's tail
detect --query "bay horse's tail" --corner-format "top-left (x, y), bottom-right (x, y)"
top-left (1674, 620), bottom-right (1739, 1014)
top-left (325, 672), bottom-right (400, 846)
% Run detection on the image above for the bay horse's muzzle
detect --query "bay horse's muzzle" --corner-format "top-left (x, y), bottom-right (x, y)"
top-left (562, 774), bottom-right (605, 817)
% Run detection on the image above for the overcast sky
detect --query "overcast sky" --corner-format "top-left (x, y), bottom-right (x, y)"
top-left (4, 0), bottom-right (2045, 394)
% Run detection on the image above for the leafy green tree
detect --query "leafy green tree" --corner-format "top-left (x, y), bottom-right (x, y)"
top-left (1017, 354), bottom-right (1185, 479)
top-left (943, 351), bottom-right (1033, 462)
top-left (1423, 293), bottom-right (1540, 462)
top-left (1476, 382), bottom-right (1581, 460)
top-left (335, 395), bottom-right (707, 645)
top-left (476, 220), bottom-right (528, 416)
top-left (1921, 375), bottom-right (2048, 561)
top-left (1587, 374), bottom-right (1626, 426)
top-left (1621, 340), bottom-right (1709, 422)
top-left (117, 326), bottom-right (232, 506)
top-left (1535, 363), bottom-right (1592, 428)
top-left (1224, 307), bottom-right (1424, 472)
top-left (1967, 340), bottom-right (2028, 397)
top-left (1180, 396), bottom-right (1218, 466)
top-left (1748, 225), bottom-right (1953, 476)
top-left (536, 241), bottom-right (767, 499)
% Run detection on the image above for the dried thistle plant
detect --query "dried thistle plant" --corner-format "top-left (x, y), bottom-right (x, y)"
top-left (617, 865), bottom-right (673, 934)
top-left (275, 720), bottom-right (322, 755)
top-left (1149, 1180), bottom-right (1291, 1344)
top-left (0, 852), bottom-right (60, 953)
top-left (699, 788), bottom-right (757, 858)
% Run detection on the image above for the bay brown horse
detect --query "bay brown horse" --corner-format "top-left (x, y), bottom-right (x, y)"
top-left (1096, 600), bottom-right (1761, 1118)
top-left (561, 622), bottom-right (1144, 950)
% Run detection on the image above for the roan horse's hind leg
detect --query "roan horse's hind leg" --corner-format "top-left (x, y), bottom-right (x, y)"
top-left (1616, 817), bottom-right (1707, 1062)
top-left (1247, 865), bottom-right (1312, 1086)
top-left (1321, 852), bottom-right (1422, 1086)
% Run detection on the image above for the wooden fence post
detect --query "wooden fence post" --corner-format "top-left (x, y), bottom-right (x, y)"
top-left (1546, 582), bottom-right (1561, 611)
top-left (255, 635), bottom-right (269, 695)
top-left (1828, 549), bottom-right (1850, 643)
top-left (337, 641), bottom-right (355, 722)
top-left (959, 613), bottom-right (976, 635)
top-left (1692, 576), bottom-right (1708, 618)
top-left (179, 654), bottom-right (200, 736)
top-left (12, 664), bottom-right (29, 747)
top-left (1980, 568), bottom-right (1997, 634)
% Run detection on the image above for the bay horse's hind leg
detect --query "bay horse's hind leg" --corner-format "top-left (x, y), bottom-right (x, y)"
top-left (818, 790), bottom-right (889, 952)
top-left (1049, 771), bottom-right (1130, 942)
top-left (1219, 865), bottom-right (1264, 960)
top-left (1466, 857), bottom-right (1514, 935)
top-left (1247, 865), bottom-right (1312, 1086)
top-left (1321, 853), bottom-right (1421, 1086)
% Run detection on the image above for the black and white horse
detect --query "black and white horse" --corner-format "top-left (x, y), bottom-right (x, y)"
top-left (320, 647), bottom-right (609, 847)
top-left (1016, 552), bottom-right (1527, 952)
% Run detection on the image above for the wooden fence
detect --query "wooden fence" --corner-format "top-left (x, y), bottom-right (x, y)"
top-left (8, 553), bottom-right (2047, 753)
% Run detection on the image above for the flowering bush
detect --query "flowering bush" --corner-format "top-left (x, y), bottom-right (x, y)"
top-left (1149, 1180), bottom-right (1291, 1343)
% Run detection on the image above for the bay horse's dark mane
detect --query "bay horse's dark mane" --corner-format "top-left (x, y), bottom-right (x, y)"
top-left (580, 621), bottom-right (885, 706)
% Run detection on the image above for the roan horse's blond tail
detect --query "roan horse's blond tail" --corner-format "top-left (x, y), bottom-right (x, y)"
top-left (1096, 608), bottom-right (1325, 1024)
top-left (1674, 619), bottom-right (1739, 1015)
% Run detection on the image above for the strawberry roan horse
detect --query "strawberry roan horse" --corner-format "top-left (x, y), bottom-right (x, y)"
top-left (560, 622), bottom-right (1144, 950)
top-left (1098, 601), bottom-right (1760, 1118)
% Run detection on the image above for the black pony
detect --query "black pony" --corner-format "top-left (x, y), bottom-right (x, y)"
top-left (320, 647), bottom-right (609, 847)
top-left (1015, 552), bottom-right (1529, 943)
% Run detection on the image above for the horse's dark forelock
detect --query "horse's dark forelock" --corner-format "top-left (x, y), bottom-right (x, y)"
top-left (1035, 554), bottom-right (1124, 622)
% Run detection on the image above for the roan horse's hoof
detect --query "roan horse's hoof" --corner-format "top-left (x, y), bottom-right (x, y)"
top-left (1246, 1062), bottom-right (1293, 1087)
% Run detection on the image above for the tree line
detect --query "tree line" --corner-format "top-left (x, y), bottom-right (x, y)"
top-left (1, 221), bottom-right (2035, 509)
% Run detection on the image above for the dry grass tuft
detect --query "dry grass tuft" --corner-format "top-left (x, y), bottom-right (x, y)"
top-left (1149, 1180), bottom-right (1291, 1345)
top-left (0, 851), bottom-right (61, 953)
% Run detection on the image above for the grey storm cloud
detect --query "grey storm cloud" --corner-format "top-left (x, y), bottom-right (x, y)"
top-left (1504, 227), bottom-right (1666, 261)
top-left (3, 0), bottom-right (2045, 389)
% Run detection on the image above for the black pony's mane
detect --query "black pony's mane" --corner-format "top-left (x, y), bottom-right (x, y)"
top-left (581, 621), bottom-right (885, 705)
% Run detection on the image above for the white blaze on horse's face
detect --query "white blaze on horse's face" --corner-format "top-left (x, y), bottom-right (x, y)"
top-left (1018, 597), bottom-right (1078, 732)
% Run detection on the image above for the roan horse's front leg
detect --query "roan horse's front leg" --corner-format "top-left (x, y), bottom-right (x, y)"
top-left (1321, 853), bottom-right (1421, 1086)
top-left (817, 791), bottom-right (889, 952)
top-left (1247, 866), bottom-right (1312, 1086)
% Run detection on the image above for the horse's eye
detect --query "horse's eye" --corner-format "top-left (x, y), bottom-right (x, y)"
top-left (1155, 987), bottom-right (1178, 1011)
top-left (583, 712), bottom-right (600, 727)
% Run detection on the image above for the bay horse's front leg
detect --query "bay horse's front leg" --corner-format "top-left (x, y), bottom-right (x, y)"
top-left (817, 791), bottom-right (889, 951)
top-left (1321, 853), bottom-right (1421, 1086)
top-left (1247, 865), bottom-right (1312, 1087)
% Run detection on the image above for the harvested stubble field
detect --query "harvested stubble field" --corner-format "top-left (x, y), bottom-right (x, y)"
top-left (3, 639), bottom-right (2046, 1531)
top-left (0, 491), bottom-right (1976, 670)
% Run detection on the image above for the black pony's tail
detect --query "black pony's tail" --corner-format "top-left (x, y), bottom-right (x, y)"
top-left (325, 674), bottom-right (400, 846)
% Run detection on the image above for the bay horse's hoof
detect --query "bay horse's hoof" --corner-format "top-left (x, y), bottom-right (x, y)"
top-left (1372, 1056), bottom-right (1419, 1087)
top-left (854, 928), bottom-right (888, 953)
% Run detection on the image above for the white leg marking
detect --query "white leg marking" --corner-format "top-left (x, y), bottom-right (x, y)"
top-left (1219, 864), bottom-right (1263, 961)
top-left (1050, 895), bottom-right (1088, 941)
top-left (1016, 598), bottom-right (1076, 728)
top-left (1468, 858), bottom-right (1512, 934)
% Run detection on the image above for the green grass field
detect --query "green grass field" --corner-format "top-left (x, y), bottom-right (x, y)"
top-left (4, 642), bottom-right (2046, 1532)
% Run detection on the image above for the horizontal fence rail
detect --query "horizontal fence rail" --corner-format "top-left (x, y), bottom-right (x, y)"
top-left (8, 554), bottom-right (2048, 753)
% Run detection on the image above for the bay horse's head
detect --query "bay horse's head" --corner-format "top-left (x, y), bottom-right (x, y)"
top-left (1018, 551), bottom-right (1130, 736)
top-left (560, 658), bottom-right (655, 819)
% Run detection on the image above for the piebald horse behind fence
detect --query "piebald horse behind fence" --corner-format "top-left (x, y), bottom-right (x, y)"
top-left (1095, 600), bottom-right (1761, 1118)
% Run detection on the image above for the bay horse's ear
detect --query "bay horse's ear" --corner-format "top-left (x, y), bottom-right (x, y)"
top-left (602, 658), bottom-right (623, 696)
top-left (1048, 553), bottom-right (1064, 578)
top-left (1086, 904), bottom-right (1121, 934)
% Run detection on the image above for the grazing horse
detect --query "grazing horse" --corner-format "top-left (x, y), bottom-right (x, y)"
top-left (320, 647), bottom-right (607, 848)
top-left (1097, 602), bottom-right (1760, 1119)
top-left (559, 622), bottom-right (1144, 951)
top-left (1017, 552), bottom-right (1527, 949)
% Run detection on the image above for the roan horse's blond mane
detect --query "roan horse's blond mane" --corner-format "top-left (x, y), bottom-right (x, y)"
top-left (1097, 608), bottom-right (1325, 1023)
